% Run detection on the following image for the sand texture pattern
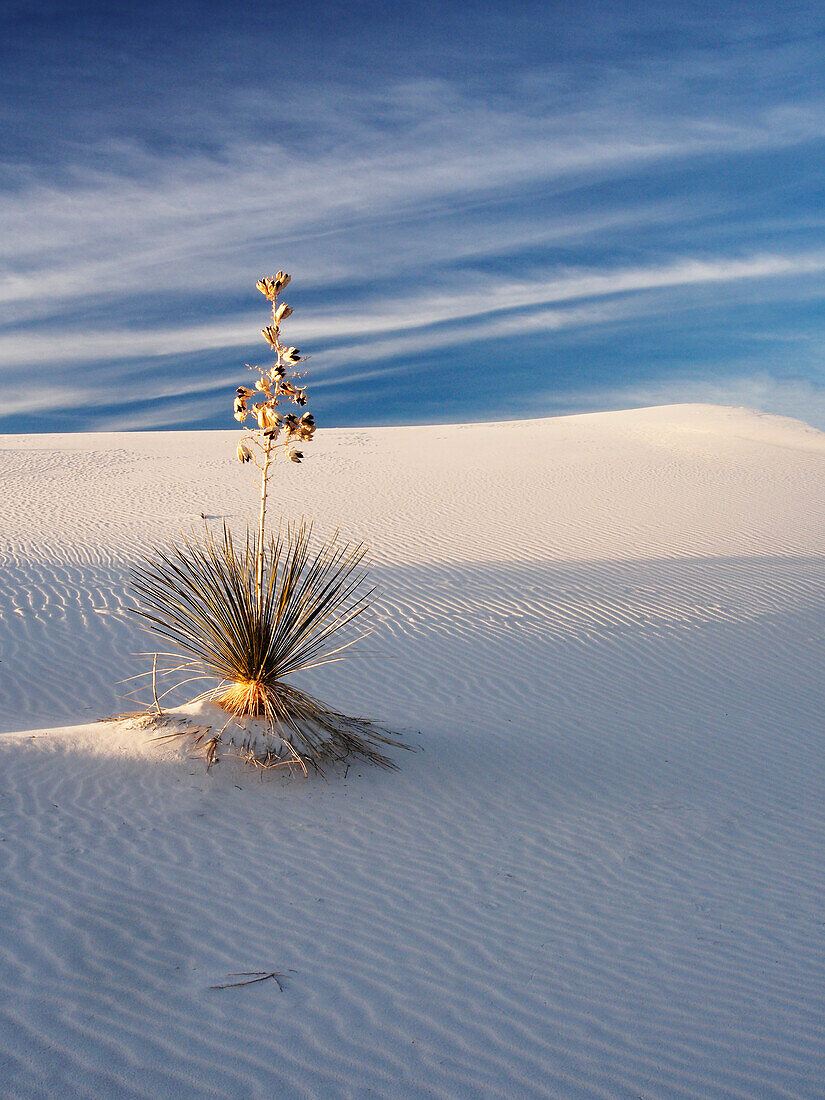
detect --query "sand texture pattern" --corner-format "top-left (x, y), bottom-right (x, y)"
top-left (1, 404), bottom-right (824, 1098)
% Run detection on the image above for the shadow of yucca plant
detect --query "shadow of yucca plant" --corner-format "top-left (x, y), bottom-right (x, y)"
top-left (131, 520), bottom-right (403, 772)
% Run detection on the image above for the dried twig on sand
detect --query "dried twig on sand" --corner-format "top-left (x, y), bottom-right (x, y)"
top-left (211, 971), bottom-right (291, 991)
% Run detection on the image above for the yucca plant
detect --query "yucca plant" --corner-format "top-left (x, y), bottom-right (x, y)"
top-left (131, 521), bottom-right (401, 771)
top-left (128, 270), bottom-right (404, 773)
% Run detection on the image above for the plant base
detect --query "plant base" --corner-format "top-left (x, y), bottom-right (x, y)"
top-left (211, 680), bottom-right (406, 773)
top-left (215, 680), bottom-right (271, 718)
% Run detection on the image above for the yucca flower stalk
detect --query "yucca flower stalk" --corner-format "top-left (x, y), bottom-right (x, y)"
top-left (234, 270), bottom-right (316, 610)
top-left (129, 270), bottom-right (405, 773)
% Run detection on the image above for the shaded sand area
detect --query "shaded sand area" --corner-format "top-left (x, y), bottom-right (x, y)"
top-left (1, 405), bottom-right (825, 1098)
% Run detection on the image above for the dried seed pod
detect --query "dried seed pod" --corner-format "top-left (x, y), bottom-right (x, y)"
top-left (257, 271), bottom-right (291, 299)
top-left (236, 440), bottom-right (253, 463)
top-left (261, 326), bottom-right (280, 347)
top-left (288, 450), bottom-right (303, 463)
top-left (254, 405), bottom-right (279, 430)
top-left (281, 347), bottom-right (301, 364)
top-left (274, 302), bottom-right (293, 323)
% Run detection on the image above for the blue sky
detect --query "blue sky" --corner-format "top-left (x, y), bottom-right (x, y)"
top-left (4, 0), bottom-right (825, 431)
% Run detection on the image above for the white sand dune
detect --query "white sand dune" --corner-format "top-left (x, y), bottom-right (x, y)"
top-left (1, 404), bottom-right (825, 1098)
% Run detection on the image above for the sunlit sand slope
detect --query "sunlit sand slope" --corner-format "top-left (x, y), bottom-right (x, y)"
top-left (1, 404), bottom-right (825, 1098)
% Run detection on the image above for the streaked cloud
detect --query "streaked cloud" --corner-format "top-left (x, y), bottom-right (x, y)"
top-left (3, 3), bottom-right (825, 430)
top-left (3, 249), bottom-right (824, 371)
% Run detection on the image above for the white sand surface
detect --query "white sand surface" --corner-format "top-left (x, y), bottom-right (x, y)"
top-left (1, 404), bottom-right (825, 1098)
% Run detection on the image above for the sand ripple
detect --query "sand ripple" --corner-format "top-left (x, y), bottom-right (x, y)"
top-left (1, 406), bottom-right (825, 1097)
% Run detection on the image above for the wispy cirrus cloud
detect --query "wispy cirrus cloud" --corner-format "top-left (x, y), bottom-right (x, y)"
top-left (3, 248), bottom-right (825, 371)
top-left (4, 3), bottom-right (825, 430)
top-left (4, 68), bottom-right (825, 315)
